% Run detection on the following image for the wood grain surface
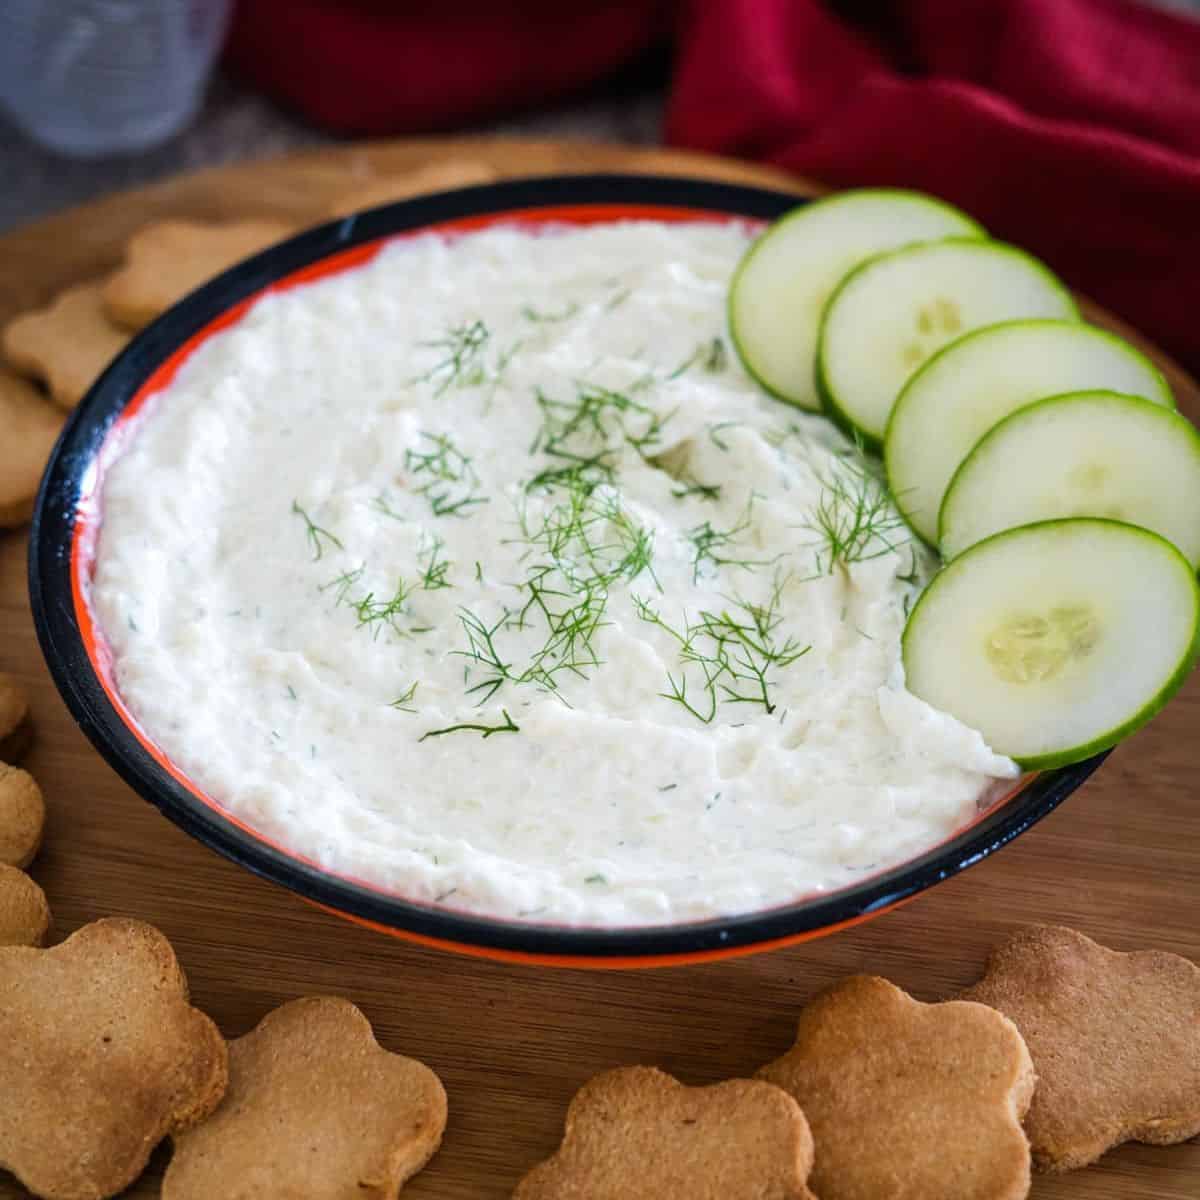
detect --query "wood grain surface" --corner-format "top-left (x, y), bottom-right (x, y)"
top-left (0, 138), bottom-right (1196, 1199)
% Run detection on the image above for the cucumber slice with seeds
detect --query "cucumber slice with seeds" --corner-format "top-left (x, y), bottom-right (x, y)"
top-left (729, 190), bottom-right (984, 411)
top-left (817, 240), bottom-right (1077, 447)
top-left (939, 391), bottom-right (1200, 565)
top-left (903, 519), bottom-right (1200, 769)
top-left (886, 320), bottom-right (1173, 545)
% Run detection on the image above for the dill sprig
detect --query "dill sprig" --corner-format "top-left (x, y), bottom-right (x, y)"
top-left (455, 480), bottom-right (657, 705)
top-left (634, 573), bottom-right (810, 723)
top-left (420, 710), bottom-right (520, 742)
top-left (686, 498), bottom-right (777, 583)
top-left (455, 608), bottom-right (515, 704)
top-left (707, 421), bottom-right (739, 452)
top-left (404, 431), bottom-right (489, 519)
top-left (415, 319), bottom-right (490, 395)
top-left (666, 337), bottom-right (728, 380)
top-left (291, 500), bottom-right (343, 561)
top-left (418, 534), bottom-right (453, 591)
top-left (671, 475), bottom-right (722, 502)
top-left (321, 564), bottom-right (366, 605)
top-left (389, 682), bottom-right (419, 712)
top-left (351, 579), bottom-right (416, 640)
top-left (801, 449), bottom-right (909, 575)
top-left (521, 301), bottom-right (579, 324)
top-left (531, 381), bottom-right (674, 466)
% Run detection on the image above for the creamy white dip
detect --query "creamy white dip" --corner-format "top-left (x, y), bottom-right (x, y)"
top-left (91, 221), bottom-right (1017, 926)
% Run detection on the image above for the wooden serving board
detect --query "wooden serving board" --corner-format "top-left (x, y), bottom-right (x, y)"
top-left (1, 138), bottom-right (1197, 1199)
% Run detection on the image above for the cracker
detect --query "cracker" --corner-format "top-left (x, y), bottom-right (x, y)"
top-left (0, 865), bottom-right (49, 947)
top-left (0, 673), bottom-right (33, 763)
top-left (513, 1065), bottom-right (816, 1200)
top-left (163, 995), bottom-right (446, 1200)
top-left (0, 917), bottom-right (228, 1200)
top-left (2, 283), bottom-right (130, 411)
top-left (0, 764), bottom-right (44, 869)
top-left (102, 218), bottom-right (297, 332)
top-left (961, 924), bottom-right (1200, 1171)
top-left (758, 975), bottom-right (1035, 1200)
top-left (325, 161), bottom-right (499, 219)
top-left (0, 371), bottom-right (65, 528)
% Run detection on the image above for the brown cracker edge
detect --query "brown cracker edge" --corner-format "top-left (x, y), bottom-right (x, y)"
top-left (0, 370), bottom-right (66, 529)
top-left (163, 995), bottom-right (446, 1200)
top-left (0, 865), bottom-right (50, 947)
top-left (2, 282), bottom-right (130, 411)
top-left (0, 918), bottom-right (227, 1200)
top-left (514, 1066), bottom-right (816, 1200)
top-left (758, 975), bottom-right (1035, 1200)
top-left (101, 218), bottom-right (298, 332)
top-left (0, 673), bottom-right (33, 763)
top-left (0, 764), bottom-right (45, 870)
top-left (961, 924), bottom-right (1200, 1172)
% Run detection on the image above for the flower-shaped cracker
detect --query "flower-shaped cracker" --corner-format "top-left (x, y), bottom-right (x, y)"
top-left (101, 218), bottom-right (297, 332)
top-left (758, 974), bottom-right (1034, 1200)
top-left (513, 1065), bottom-right (816, 1199)
top-left (0, 762), bottom-right (44, 870)
top-left (0, 672), bottom-right (33, 764)
top-left (2, 283), bottom-right (130, 411)
top-left (163, 996), bottom-right (447, 1200)
top-left (0, 918), bottom-right (227, 1200)
top-left (0, 864), bottom-right (49, 947)
top-left (962, 924), bottom-right (1200, 1171)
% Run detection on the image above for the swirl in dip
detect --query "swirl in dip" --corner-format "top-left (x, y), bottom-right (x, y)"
top-left (90, 220), bottom-right (1017, 926)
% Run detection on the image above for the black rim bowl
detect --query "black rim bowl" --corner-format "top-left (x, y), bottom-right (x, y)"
top-left (28, 174), bottom-right (1107, 964)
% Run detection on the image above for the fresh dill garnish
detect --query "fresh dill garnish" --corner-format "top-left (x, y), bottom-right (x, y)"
top-left (896, 546), bottom-right (921, 586)
top-left (671, 475), bottom-right (722, 502)
top-left (454, 608), bottom-right (515, 704)
top-left (351, 578), bottom-right (416, 639)
top-left (320, 563), bottom-right (366, 605)
top-left (707, 421), bottom-right (739, 452)
top-left (521, 301), bottom-right (579, 324)
top-left (633, 573), bottom-right (810, 723)
top-left (435, 887), bottom-right (459, 902)
top-left (373, 494), bottom-right (404, 521)
top-left (762, 422), bottom-right (803, 450)
top-left (415, 319), bottom-right (490, 395)
top-left (389, 682), bottom-right (419, 712)
top-left (286, 685), bottom-right (297, 701)
top-left (405, 430), bottom-right (489, 518)
top-left (291, 500), bottom-right (343, 561)
top-left (685, 498), bottom-right (776, 583)
top-left (418, 534), bottom-right (453, 591)
top-left (657, 783), bottom-right (678, 792)
top-left (524, 452), bottom-right (616, 495)
top-left (801, 449), bottom-right (909, 575)
top-left (531, 381), bottom-right (673, 467)
top-left (419, 709), bottom-right (520, 742)
top-left (584, 873), bottom-right (607, 884)
top-left (666, 337), bottom-right (728, 380)
top-left (604, 286), bottom-right (632, 311)
top-left (474, 561), bottom-right (484, 583)
top-left (455, 480), bottom-right (658, 705)
top-left (703, 337), bottom-right (727, 372)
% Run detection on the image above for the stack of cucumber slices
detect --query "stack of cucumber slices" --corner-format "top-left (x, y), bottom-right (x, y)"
top-left (730, 189), bottom-right (1200, 770)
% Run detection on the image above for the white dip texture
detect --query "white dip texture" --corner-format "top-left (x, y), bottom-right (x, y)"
top-left (91, 221), bottom-right (1018, 926)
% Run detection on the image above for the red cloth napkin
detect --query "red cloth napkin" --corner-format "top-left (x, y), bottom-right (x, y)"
top-left (225, 0), bottom-right (1200, 373)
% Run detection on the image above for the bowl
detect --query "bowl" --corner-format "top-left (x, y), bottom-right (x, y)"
top-left (29, 173), bottom-right (1108, 967)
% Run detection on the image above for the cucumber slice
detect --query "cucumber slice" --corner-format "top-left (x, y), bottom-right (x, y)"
top-left (817, 240), bottom-right (1077, 447)
top-left (940, 391), bottom-right (1200, 566)
top-left (902, 519), bottom-right (1200, 769)
top-left (886, 320), bottom-right (1173, 545)
top-left (728, 190), bottom-right (984, 411)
